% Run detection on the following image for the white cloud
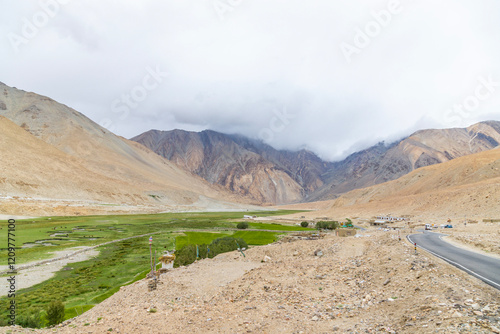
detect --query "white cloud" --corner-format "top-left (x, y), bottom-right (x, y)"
top-left (1, 0), bottom-right (500, 161)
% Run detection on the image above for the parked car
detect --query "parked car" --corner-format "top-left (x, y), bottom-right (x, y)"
top-left (425, 224), bottom-right (432, 230)
top-left (444, 224), bottom-right (453, 228)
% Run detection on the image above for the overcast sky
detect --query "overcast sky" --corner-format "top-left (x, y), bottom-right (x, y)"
top-left (2, 0), bottom-right (500, 161)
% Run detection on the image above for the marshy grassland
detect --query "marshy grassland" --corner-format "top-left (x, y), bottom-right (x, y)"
top-left (0, 210), bottom-right (310, 326)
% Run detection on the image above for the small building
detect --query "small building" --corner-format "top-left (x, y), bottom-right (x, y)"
top-left (371, 220), bottom-right (388, 227)
top-left (376, 216), bottom-right (407, 222)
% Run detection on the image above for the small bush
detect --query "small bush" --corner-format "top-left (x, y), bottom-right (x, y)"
top-left (173, 244), bottom-right (197, 268)
top-left (17, 308), bottom-right (42, 328)
top-left (45, 300), bottom-right (65, 326)
top-left (208, 236), bottom-right (247, 258)
top-left (237, 222), bottom-right (249, 229)
top-left (300, 221), bottom-right (309, 228)
top-left (174, 237), bottom-right (248, 267)
top-left (316, 221), bottom-right (339, 230)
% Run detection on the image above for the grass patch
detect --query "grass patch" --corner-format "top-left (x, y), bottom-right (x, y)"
top-left (0, 210), bottom-right (305, 264)
top-left (175, 232), bottom-right (230, 249)
top-left (245, 222), bottom-right (313, 231)
top-left (232, 231), bottom-right (279, 245)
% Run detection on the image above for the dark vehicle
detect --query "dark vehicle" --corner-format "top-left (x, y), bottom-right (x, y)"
top-left (444, 224), bottom-right (453, 228)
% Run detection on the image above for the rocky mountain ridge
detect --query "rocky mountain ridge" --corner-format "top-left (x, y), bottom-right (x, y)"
top-left (132, 121), bottom-right (500, 204)
top-left (0, 82), bottom-right (252, 215)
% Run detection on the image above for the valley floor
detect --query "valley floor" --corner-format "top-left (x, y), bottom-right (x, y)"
top-left (4, 229), bottom-right (500, 333)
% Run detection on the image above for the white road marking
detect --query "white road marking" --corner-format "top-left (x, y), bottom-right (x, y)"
top-left (407, 234), bottom-right (500, 290)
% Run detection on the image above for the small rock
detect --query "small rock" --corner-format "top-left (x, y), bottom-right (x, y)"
top-left (312, 316), bottom-right (319, 321)
top-left (471, 303), bottom-right (481, 310)
top-left (383, 279), bottom-right (391, 286)
top-left (473, 311), bottom-right (483, 316)
top-left (314, 249), bottom-right (323, 257)
top-left (332, 326), bottom-right (339, 331)
top-left (451, 311), bottom-right (463, 318)
top-left (490, 325), bottom-right (500, 334)
top-left (262, 255), bottom-right (272, 262)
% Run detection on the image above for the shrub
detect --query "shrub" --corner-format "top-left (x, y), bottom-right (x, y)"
top-left (173, 244), bottom-right (197, 268)
top-left (208, 236), bottom-right (247, 258)
top-left (17, 308), bottom-right (42, 328)
top-left (45, 300), bottom-right (65, 326)
top-left (237, 222), bottom-right (249, 229)
top-left (174, 237), bottom-right (248, 267)
top-left (316, 221), bottom-right (339, 230)
top-left (300, 221), bottom-right (309, 228)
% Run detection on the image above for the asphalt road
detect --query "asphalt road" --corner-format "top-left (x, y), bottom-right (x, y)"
top-left (408, 231), bottom-right (500, 290)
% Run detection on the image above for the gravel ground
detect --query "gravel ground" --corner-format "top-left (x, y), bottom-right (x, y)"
top-left (2, 229), bottom-right (499, 333)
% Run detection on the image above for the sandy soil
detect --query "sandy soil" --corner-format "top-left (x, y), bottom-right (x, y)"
top-left (3, 229), bottom-right (499, 333)
top-left (442, 222), bottom-right (500, 257)
top-left (0, 215), bottom-right (34, 220)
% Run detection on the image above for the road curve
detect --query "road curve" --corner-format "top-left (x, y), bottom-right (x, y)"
top-left (408, 231), bottom-right (500, 290)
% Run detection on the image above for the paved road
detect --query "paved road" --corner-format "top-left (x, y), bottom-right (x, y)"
top-left (408, 231), bottom-right (500, 290)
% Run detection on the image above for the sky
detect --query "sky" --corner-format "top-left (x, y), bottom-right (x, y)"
top-left (1, 0), bottom-right (500, 161)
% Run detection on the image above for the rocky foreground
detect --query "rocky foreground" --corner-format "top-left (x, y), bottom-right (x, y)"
top-left (3, 230), bottom-right (500, 333)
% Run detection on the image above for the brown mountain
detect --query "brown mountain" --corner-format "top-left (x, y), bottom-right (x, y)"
top-left (0, 82), bottom-right (249, 215)
top-left (307, 121), bottom-right (500, 202)
top-left (3, 80), bottom-right (498, 212)
top-left (132, 122), bottom-right (500, 204)
top-left (307, 146), bottom-right (500, 222)
top-left (131, 130), bottom-right (329, 204)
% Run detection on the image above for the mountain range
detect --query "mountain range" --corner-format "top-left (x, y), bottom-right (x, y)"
top-left (0, 82), bottom-right (251, 215)
top-left (1, 81), bottom-right (499, 216)
top-left (299, 145), bottom-right (500, 222)
top-left (132, 122), bottom-right (500, 204)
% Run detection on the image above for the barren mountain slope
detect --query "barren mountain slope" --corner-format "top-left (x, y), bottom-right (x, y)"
top-left (0, 116), bottom-right (135, 201)
top-left (309, 147), bottom-right (500, 222)
top-left (133, 122), bottom-right (500, 205)
top-left (0, 83), bottom-right (248, 214)
top-left (308, 121), bottom-right (500, 202)
top-left (132, 130), bottom-right (312, 204)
